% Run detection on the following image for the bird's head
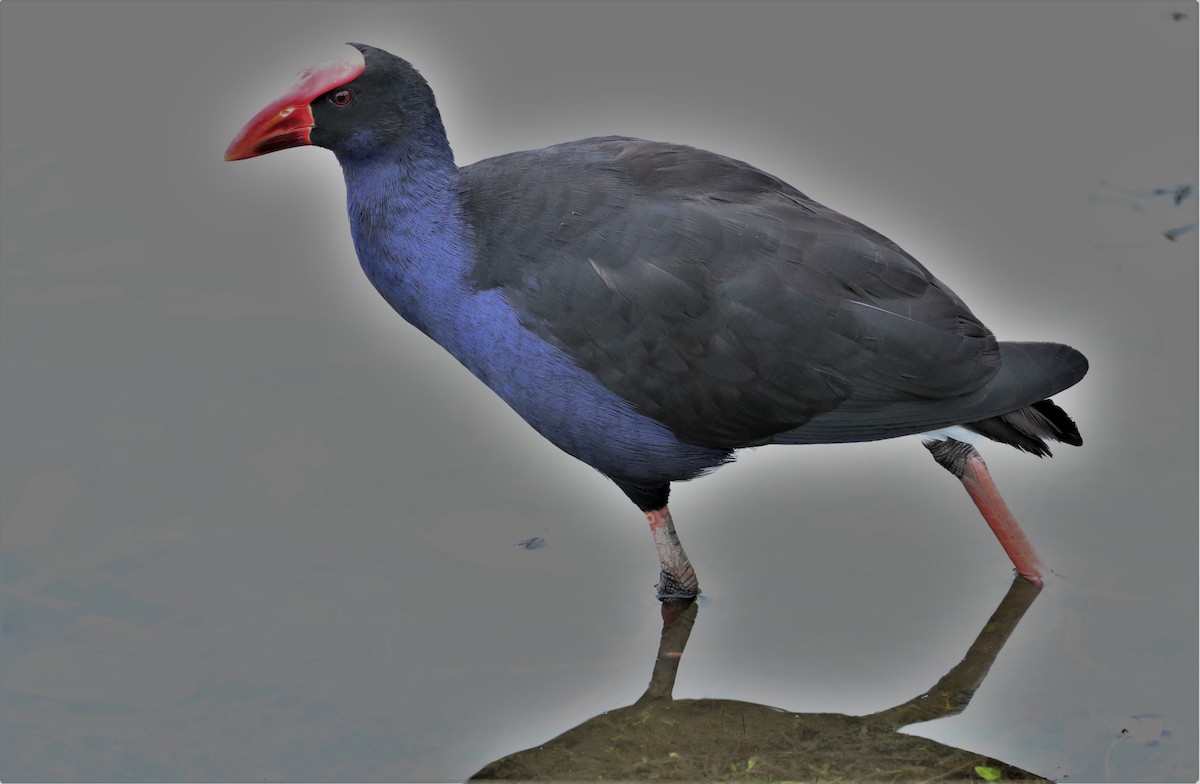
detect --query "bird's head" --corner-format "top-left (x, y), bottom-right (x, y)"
top-left (224, 43), bottom-right (444, 164)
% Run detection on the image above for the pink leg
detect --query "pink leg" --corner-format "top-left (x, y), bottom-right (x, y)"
top-left (925, 439), bottom-right (1045, 588)
top-left (645, 506), bottom-right (700, 599)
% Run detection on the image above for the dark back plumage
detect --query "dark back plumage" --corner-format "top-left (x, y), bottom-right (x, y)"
top-left (461, 137), bottom-right (1083, 450)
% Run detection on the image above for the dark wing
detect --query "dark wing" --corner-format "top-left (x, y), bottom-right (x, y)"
top-left (460, 137), bottom-right (1000, 449)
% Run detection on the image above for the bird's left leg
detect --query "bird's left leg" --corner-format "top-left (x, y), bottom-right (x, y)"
top-left (924, 438), bottom-right (1045, 588)
top-left (645, 506), bottom-right (701, 600)
top-left (613, 480), bottom-right (700, 600)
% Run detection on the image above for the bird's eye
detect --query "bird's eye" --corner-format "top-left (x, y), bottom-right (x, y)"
top-left (330, 89), bottom-right (353, 107)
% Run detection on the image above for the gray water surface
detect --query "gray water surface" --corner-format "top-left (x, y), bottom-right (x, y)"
top-left (2, 2), bottom-right (1195, 781)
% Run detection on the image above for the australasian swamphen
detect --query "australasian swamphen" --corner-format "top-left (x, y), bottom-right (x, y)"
top-left (225, 44), bottom-right (1087, 598)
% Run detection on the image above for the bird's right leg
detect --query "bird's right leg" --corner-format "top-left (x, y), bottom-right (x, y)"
top-left (645, 506), bottom-right (700, 600)
top-left (924, 437), bottom-right (1045, 588)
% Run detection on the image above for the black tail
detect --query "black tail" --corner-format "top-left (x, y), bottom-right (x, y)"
top-left (964, 398), bottom-right (1082, 457)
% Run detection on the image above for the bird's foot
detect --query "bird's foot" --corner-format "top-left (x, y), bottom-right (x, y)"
top-left (656, 566), bottom-right (699, 601)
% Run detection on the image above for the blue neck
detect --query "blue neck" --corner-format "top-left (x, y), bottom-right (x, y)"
top-left (337, 146), bottom-right (535, 400)
top-left (339, 145), bottom-right (471, 342)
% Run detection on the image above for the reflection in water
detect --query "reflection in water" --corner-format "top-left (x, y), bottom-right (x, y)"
top-left (473, 577), bottom-right (1046, 781)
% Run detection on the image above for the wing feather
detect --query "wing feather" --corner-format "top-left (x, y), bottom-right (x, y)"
top-left (462, 136), bottom-right (999, 448)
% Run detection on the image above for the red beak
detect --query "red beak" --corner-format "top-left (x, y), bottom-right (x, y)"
top-left (224, 47), bottom-right (366, 161)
